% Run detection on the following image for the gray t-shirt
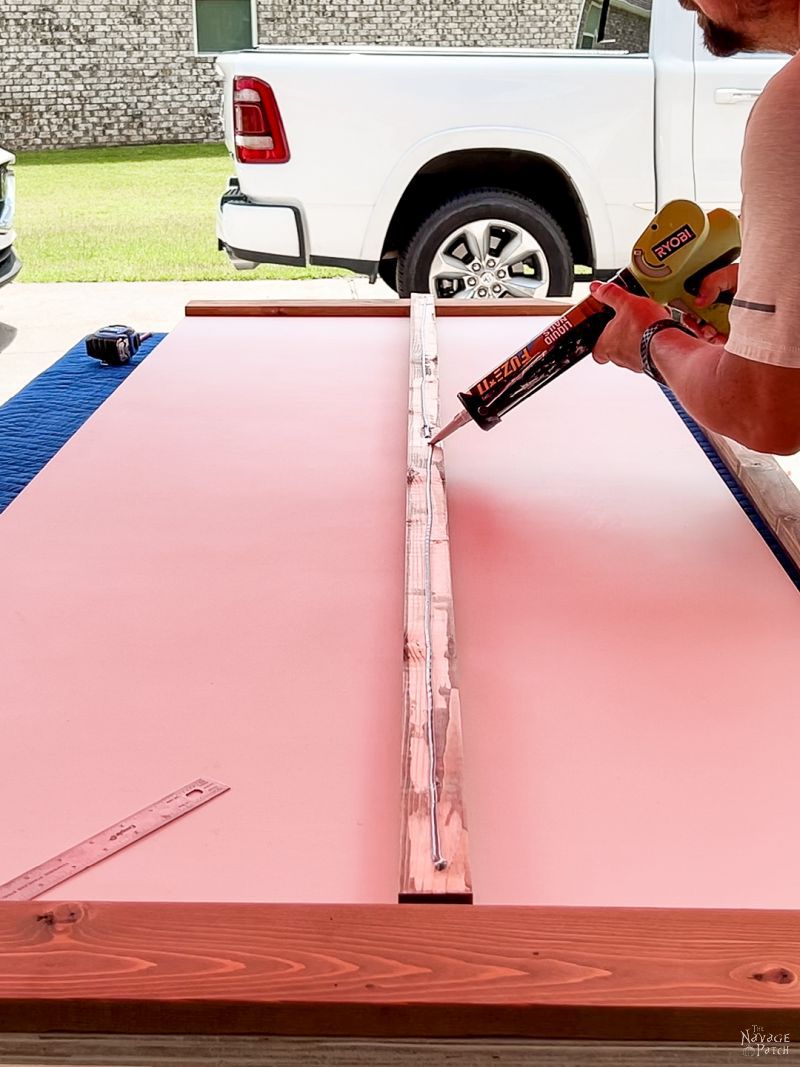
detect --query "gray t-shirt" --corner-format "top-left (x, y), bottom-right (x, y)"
top-left (727, 51), bottom-right (800, 368)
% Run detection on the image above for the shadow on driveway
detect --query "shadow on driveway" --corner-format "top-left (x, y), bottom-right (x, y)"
top-left (0, 322), bottom-right (17, 353)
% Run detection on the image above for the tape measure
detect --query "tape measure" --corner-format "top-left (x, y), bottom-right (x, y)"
top-left (0, 777), bottom-right (229, 901)
top-left (85, 325), bottom-right (152, 366)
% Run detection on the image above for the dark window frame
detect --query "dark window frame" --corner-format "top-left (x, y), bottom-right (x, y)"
top-left (194, 0), bottom-right (257, 56)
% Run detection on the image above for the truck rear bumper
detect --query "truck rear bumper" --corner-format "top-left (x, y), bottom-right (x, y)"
top-left (218, 184), bottom-right (307, 268)
top-left (217, 181), bottom-right (380, 279)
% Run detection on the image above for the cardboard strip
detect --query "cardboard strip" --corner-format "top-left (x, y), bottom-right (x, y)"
top-left (399, 294), bottom-right (471, 903)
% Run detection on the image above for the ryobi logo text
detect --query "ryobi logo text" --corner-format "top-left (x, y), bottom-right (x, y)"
top-left (651, 224), bottom-right (697, 262)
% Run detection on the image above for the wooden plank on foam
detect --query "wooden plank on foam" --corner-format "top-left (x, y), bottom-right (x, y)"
top-left (2, 900), bottom-right (800, 1039)
top-left (706, 430), bottom-right (800, 576)
top-left (399, 294), bottom-right (471, 903)
top-left (186, 300), bottom-right (412, 318)
top-left (185, 299), bottom-right (572, 318)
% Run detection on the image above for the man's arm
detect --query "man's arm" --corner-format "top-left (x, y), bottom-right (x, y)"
top-left (590, 282), bottom-right (800, 456)
top-left (650, 328), bottom-right (800, 456)
top-left (591, 53), bottom-right (800, 454)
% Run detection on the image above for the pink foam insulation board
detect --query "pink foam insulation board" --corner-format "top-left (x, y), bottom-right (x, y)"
top-left (0, 317), bottom-right (409, 903)
top-left (436, 315), bottom-right (800, 910)
top-left (3, 310), bottom-right (799, 910)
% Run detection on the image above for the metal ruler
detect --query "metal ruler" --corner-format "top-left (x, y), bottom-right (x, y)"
top-left (0, 777), bottom-right (229, 901)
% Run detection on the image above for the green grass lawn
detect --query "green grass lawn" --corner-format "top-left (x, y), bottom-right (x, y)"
top-left (14, 144), bottom-right (352, 283)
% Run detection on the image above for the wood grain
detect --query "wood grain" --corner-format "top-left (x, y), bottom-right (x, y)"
top-left (399, 294), bottom-right (471, 903)
top-left (0, 1034), bottom-right (776, 1065)
top-left (184, 299), bottom-right (572, 318)
top-left (706, 431), bottom-right (800, 574)
top-left (1, 902), bottom-right (799, 1038)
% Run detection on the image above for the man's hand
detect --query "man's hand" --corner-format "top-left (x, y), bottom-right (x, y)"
top-left (589, 281), bottom-right (671, 373)
top-left (696, 261), bottom-right (738, 308)
top-left (682, 262), bottom-right (738, 343)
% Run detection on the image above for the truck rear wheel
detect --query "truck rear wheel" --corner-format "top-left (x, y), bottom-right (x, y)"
top-left (396, 189), bottom-right (573, 300)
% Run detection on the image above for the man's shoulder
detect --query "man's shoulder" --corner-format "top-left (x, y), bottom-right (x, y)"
top-left (755, 52), bottom-right (800, 114)
top-left (743, 52), bottom-right (800, 151)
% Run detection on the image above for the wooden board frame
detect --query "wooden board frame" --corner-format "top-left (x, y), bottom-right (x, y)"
top-left (184, 298), bottom-right (574, 318)
top-left (706, 430), bottom-right (800, 574)
top-left (0, 1033), bottom-right (782, 1066)
top-left (2, 298), bottom-right (800, 1054)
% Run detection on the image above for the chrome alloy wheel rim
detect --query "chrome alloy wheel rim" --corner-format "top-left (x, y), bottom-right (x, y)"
top-left (427, 218), bottom-right (551, 299)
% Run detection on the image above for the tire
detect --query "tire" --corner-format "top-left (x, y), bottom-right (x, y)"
top-left (396, 188), bottom-right (573, 300)
top-left (377, 255), bottom-right (398, 292)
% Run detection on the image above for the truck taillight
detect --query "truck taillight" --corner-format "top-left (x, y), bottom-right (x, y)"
top-left (233, 77), bottom-right (290, 164)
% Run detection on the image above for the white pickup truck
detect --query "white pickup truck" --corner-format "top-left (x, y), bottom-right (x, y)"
top-left (215, 0), bottom-right (785, 299)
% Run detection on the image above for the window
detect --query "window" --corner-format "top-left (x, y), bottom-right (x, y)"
top-left (579, 2), bottom-right (603, 49)
top-left (576, 0), bottom-right (652, 53)
top-left (195, 0), bottom-right (256, 54)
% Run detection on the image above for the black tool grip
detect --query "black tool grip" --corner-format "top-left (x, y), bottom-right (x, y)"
top-left (683, 246), bottom-right (740, 300)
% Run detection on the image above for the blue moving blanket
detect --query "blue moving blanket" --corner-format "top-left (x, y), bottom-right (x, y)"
top-left (0, 333), bottom-right (165, 513)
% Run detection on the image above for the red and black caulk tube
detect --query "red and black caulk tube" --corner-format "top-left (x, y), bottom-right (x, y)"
top-left (435, 268), bottom-right (644, 443)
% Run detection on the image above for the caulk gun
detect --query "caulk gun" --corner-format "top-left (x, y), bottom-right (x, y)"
top-left (432, 199), bottom-right (741, 445)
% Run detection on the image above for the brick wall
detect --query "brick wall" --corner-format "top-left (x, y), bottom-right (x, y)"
top-left (1, 1), bottom-right (220, 152)
top-left (1, 0), bottom-right (645, 153)
top-left (257, 0), bottom-right (583, 50)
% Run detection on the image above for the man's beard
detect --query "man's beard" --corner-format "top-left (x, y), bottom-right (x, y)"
top-left (678, 0), bottom-right (770, 56)
top-left (697, 12), bottom-right (756, 55)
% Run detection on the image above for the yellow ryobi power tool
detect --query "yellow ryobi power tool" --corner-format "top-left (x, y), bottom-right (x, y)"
top-left (432, 199), bottom-right (740, 444)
